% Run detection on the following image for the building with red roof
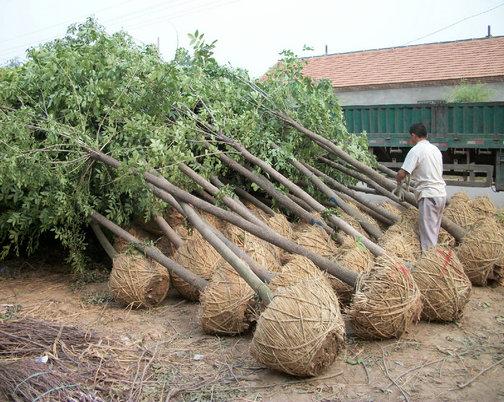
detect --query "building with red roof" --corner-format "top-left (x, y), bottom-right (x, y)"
top-left (301, 35), bottom-right (504, 105)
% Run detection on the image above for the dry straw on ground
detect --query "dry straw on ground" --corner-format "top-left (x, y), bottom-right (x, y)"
top-left (412, 246), bottom-right (472, 321)
top-left (457, 218), bottom-right (504, 286)
top-left (251, 275), bottom-right (345, 377)
top-left (172, 231), bottom-right (222, 300)
top-left (109, 253), bottom-right (169, 308)
top-left (0, 319), bottom-right (137, 401)
top-left (346, 254), bottom-right (422, 339)
top-left (199, 259), bottom-right (257, 335)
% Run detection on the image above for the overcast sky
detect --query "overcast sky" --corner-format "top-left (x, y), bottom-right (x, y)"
top-left (1, 0), bottom-right (503, 77)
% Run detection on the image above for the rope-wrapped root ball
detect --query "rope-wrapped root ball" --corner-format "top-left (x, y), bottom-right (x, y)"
top-left (412, 247), bottom-right (472, 321)
top-left (292, 224), bottom-right (337, 260)
top-left (346, 254), bottom-right (422, 339)
top-left (225, 223), bottom-right (282, 272)
top-left (457, 218), bottom-right (504, 286)
top-left (199, 259), bottom-right (257, 335)
top-left (470, 195), bottom-right (496, 218)
top-left (379, 230), bottom-right (421, 264)
top-left (330, 239), bottom-right (374, 305)
top-left (251, 276), bottom-right (345, 377)
top-left (267, 213), bottom-right (293, 239)
top-left (109, 253), bottom-right (169, 308)
top-left (444, 193), bottom-right (479, 229)
top-left (269, 255), bottom-right (326, 292)
top-left (172, 231), bottom-right (222, 301)
top-left (114, 226), bottom-right (151, 254)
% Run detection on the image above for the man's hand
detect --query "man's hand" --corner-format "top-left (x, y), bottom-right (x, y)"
top-left (393, 169), bottom-right (410, 201)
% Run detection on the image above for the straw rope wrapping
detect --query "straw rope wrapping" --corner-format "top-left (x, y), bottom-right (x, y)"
top-left (199, 259), bottom-right (257, 335)
top-left (109, 253), bottom-right (169, 308)
top-left (114, 226), bottom-right (151, 254)
top-left (330, 239), bottom-right (374, 305)
top-left (444, 193), bottom-right (479, 229)
top-left (225, 224), bottom-right (282, 272)
top-left (494, 211), bottom-right (504, 283)
top-left (268, 255), bottom-right (327, 292)
top-left (267, 213), bottom-right (294, 239)
top-left (251, 276), bottom-right (345, 377)
top-left (266, 213), bottom-right (294, 262)
top-left (172, 231), bottom-right (222, 301)
top-left (457, 218), bottom-right (504, 286)
top-left (469, 195), bottom-right (497, 218)
top-left (347, 254), bottom-right (422, 340)
top-left (380, 201), bottom-right (404, 217)
top-left (412, 247), bottom-right (472, 321)
top-left (292, 224), bottom-right (338, 260)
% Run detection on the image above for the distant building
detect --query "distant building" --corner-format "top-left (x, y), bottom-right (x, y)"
top-left (301, 36), bottom-right (504, 106)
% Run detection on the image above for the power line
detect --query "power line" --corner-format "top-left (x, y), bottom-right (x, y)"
top-left (0, 0), bottom-right (233, 60)
top-left (0, 0), bottom-right (242, 65)
top-left (403, 0), bottom-right (504, 45)
top-left (0, 0), bottom-right (138, 46)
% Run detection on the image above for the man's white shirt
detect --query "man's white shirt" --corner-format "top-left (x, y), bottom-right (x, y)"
top-left (401, 140), bottom-right (447, 201)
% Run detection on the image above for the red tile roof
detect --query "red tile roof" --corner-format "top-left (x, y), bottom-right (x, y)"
top-left (302, 36), bottom-right (504, 90)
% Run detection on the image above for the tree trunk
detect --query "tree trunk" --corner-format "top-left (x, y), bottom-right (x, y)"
top-left (90, 211), bottom-right (208, 290)
top-left (306, 163), bottom-right (398, 225)
top-left (90, 221), bottom-right (117, 259)
top-left (179, 163), bottom-right (266, 227)
top-left (154, 215), bottom-right (184, 249)
top-left (289, 157), bottom-right (384, 240)
top-left (88, 148), bottom-right (359, 287)
top-left (180, 202), bottom-right (273, 303)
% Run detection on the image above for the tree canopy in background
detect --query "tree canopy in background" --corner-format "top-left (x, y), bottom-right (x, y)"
top-left (0, 18), bottom-right (374, 271)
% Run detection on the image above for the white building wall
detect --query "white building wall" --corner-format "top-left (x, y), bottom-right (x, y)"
top-left (335, 82), bottom-right (504, 106)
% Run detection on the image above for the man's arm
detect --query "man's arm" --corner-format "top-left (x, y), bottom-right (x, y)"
top-left (396, 168), bottom-right (408, 184)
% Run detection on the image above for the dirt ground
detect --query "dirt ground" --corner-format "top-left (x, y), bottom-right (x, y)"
top-left (1, 256), bottom-right (503, 402)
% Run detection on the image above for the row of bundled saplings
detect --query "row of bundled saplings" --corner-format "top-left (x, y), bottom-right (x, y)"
top-left (1, 20), bottom-right (504, 378)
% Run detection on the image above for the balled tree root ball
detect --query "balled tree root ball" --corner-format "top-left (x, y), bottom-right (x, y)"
top-left (172, 231), bottom-right (222, 301)
top-left (330, 240), bottom-right (374, 305)
top-left (199, 260), bottom-right (257, 335)
top-left (225, 223), bottom-right (282, 272)
top-left (292, 224), bottom-right (337, 260)
top-left (444, 193), bottom-right (479, 229)
top-left (379, 230), bottom-right (421, 264)
top-left (109, 253), bottom-right (169, 308)
top-left (457, 218), bottom-right (504, 286)
top-left (469, 196), bottom-right (496, 218)
top-left (250, 276), bottom-right (345, 377)
top-left (268, 255), bottom-right (327, 292)
top-left (346, 254), bottom-right (422, 340)
top-left (412, 247), bottom-right (472, 322)
top-left (114, 226), bottom-right (152, 254)
top-left (267, 213), bottom-right (294, 240)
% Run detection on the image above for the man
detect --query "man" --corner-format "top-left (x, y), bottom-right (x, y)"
top-left (395, 123), bottom-right (447, 251)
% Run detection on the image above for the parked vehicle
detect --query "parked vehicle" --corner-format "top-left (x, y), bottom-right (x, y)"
top-left (343, 102), bottom-right (504, 189)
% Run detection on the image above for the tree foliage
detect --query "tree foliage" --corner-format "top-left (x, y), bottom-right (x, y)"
top-left (0, 19), bottom-right (374, 271)
top-left (446, 81), bottom-right (493, 103)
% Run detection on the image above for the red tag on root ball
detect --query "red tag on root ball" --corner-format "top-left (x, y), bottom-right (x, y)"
top-left (436, 248), bottom-right (453, 272)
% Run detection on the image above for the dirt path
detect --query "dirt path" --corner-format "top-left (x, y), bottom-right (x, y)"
top-left (1, 261), bottom-right (503, 401)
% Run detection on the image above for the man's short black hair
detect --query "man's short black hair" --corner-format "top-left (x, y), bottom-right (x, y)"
top-left (409, 123), bottom-right (427, 137)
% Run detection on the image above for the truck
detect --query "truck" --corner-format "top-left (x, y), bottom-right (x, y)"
top-left (342, 102), bottom-right (504, 190)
